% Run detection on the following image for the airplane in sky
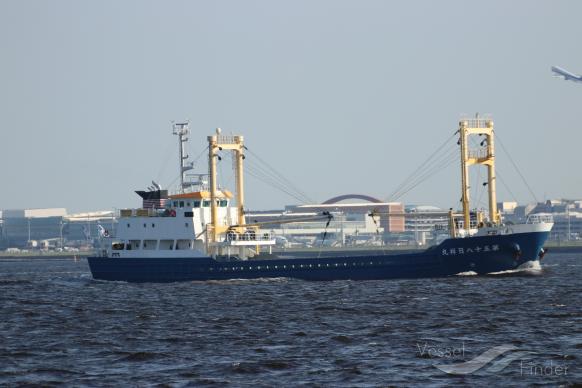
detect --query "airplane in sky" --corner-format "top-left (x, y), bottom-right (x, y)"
top-left (551, 66), bottom-right (582, 82)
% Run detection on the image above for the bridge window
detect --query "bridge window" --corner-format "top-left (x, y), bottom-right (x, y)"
top-left (176, 239), bottom-right (190, 250)
top-left (193, 201), bottom-right (201, 208)
top-left (143, 240), bottom-right (157, 250)
top-left (159, 240), bottom-right (174, 250)
top-left (129, 240), bottom-right (140, 250)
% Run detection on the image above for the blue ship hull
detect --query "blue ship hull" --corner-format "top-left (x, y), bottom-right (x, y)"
top-left (88, 231), bottom-right (549, 282)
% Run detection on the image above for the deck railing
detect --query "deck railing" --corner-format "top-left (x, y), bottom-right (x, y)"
top-left (225, 231), bottom-right (273, 242)
top-left (461, 117), bottom-right (492, 128)
top-left (467, 149), bottom-right (491, 159)
top-left (526, 214), bottom-right (554, 224)
top-left (118, 208), bottom-right (178, 218)
top-left (217, 135), bottom-right (237, 144)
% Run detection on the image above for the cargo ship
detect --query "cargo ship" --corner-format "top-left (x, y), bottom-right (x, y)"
top-left (88, 119), bottom-right (553, 282)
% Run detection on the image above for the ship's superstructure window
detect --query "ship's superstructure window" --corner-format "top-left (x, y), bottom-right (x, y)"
top-left (203, 200), bottom-right (211, 207)
top-left (129, 240), bottom-right (140, 249)
top-left (143, 240), bottom-right (156, 250)
top-left (219, 200), bottom-right (228, 207)
top-left (151, 223), bottom-right (155, 228)
top-left (176, 239), bottom-right (190, 250)
top-left (184, 211), bottom-right (193, 217)
top-left (159, 239), bottom-right (174, 250)
top-left (193, 201), bottom-right (201, 208)
top-left (186, 202), bottom-right (190, 207)
top-left (179, 201), bottom-right (184, 208)
top-left (112, 242), bottom-right (124, 250)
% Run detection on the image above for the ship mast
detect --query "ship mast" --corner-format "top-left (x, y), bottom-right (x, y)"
top-left (172, 121), bottom-right (194, 192)
top-left (207, 128), bottom-right (246, 244)
top-left (459, 114), bottom-right (498, 232)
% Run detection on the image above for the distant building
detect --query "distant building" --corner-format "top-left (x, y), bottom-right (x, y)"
top-left (245, 195), bottom-right (404, 246)
top-left (289, 202), bottom-right (405, 233)
top-left (1, 208), bottom-right (67, 248)
top-left (498, 201), bottom-right (518, 215)
top-left (64, 211), bottom-right (116, 243)
top-left (0, 208), bottom-right (115, 249)
top-left (402, 205), bottom-right (450, 245)
top-left (504, 199), bottom-right (582, 241)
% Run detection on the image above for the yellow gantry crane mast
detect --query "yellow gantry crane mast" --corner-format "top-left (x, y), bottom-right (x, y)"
top-left (208, 128), bottom-right (246, 244)
top-left (459, 115), bottom-right (499, 232)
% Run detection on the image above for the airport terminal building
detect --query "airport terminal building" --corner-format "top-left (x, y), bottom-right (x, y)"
top-left (0, 208), bottom-right (115, 250)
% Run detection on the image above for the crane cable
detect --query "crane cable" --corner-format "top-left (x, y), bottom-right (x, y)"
top-left (241, 147), bottom-right (315, 204)
top-left (495, 133), bottom-right (538, 203)
top-left (385, 131), bottom-right (459, 202)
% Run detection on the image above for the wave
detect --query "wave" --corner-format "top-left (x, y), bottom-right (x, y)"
top-left (116, 351), bottom-right (165, 362)
top-left (0, 279), bottom-right (32, 285)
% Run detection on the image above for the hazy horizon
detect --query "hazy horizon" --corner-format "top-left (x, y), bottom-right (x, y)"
top-left (1, 1), bottom-right (581, 213)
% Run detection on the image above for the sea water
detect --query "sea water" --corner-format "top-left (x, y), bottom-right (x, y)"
top-left (0, 252), bottom-right (580, 386)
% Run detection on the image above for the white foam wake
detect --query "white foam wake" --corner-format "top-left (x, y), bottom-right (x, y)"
top-left (487, 260), bottom-right (542, 276)
top-left (455, 271), bottom-right (478, 276)
top-left (200, 277), bottom-right (291, 285)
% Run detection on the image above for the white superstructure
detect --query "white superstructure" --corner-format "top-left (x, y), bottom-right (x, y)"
top-left (99, 124), bottom-right (275, 259)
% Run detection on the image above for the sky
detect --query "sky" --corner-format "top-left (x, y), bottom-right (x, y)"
top-left (1, 0), bottom-right (581, 213)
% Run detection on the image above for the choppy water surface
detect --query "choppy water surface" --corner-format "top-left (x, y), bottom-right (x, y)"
top-left (0, 252), bottom-right (581, 387)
